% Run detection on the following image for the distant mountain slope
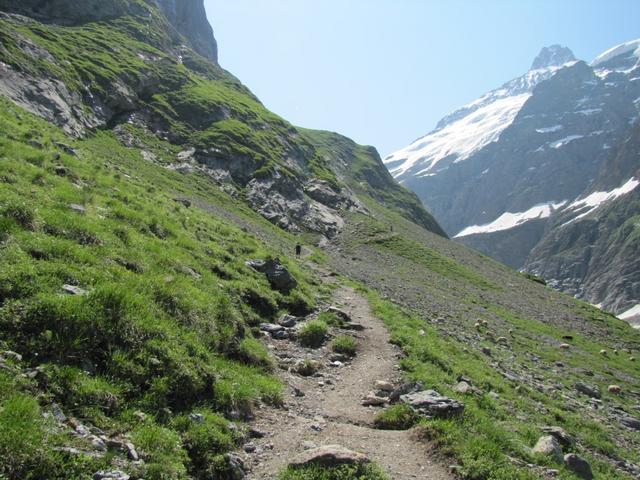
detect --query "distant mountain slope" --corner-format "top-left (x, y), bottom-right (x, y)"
top-left (386, 41), bottom-right (640, 317)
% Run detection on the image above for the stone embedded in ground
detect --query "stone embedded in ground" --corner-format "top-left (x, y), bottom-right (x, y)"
top-left (620, 416), bottom-right (640, 430)
top-left (564, 453), bottom-right (593, 480)
top-left (389, 381), bottom-right (423, 402)
top-left (362, 394), bottom-right (387, 406)
top-left (400, 390), bottom-right (465, 418)
top-left (93, 472), bottom-right (130, 480)
top-left (541, 426), bottom-right (575, 448)
top-left (375, 380), bottom-right (394, 392)
top-left (62, 284), bottom-right (87, 296)
top-left (575, 382), bottom-right (601, 399)
top-left (294, 360), bottom-right (321, 377)
top-left (531, 435), bottom-right (563, 463)
top-left (289, 445), bottom-right (370, 469)
top-left (326, 306), bottom-right (352, 323)
top-left (249, 427), bottom-right (267, 438)
top-left (278, 314), bottom-right (298, 327)
top-left (453, 381), bottom-right (476, 394)
top-left (260, 323), bottom-right (285, 336)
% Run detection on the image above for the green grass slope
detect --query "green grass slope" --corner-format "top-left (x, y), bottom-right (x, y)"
top-left (0, 97), bottom-right (328, 479)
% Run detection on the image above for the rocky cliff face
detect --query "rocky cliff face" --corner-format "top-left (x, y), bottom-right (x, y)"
top-left (385, 41), bottom-right (640, 317)
top-left (0, 0), bottom-right (217, 62)
top-left (525, 123), bottom-right (640, 322)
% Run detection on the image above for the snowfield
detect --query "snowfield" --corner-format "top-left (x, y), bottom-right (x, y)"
top-left (563, 177), bottom-right (640, 224)
top-left (454, 201), bottom-right (567, 238)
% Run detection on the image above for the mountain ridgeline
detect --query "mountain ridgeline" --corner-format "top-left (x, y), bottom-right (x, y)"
top-left (385, 42), bottom-right (640, 323)
top-left (1, 2), bottom-right (640, 480)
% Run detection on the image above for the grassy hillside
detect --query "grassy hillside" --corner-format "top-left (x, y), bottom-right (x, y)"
top-left (0, 97), bottom-right (328, 479)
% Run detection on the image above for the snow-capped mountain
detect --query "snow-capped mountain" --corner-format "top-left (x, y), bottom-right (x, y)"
top-left (385, 41), bottom-right (640, 319)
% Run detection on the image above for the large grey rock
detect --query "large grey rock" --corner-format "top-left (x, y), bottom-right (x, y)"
top-left (289, 445), bottom-right (369, 469)
top-left (620, 416), bottom-right (640, 430)
top-left (246, 258), bottom-right (297, 292)
top-left (564, 453), bottom-right (593, 480)
top-left (400, 390), bottom-right (465, 417)
top-left (575, 382), bottom-right (601, 399)
top-left (532, 435), bottom-right (563, 463)
top-left (541, 426), bottom-right (575, 448)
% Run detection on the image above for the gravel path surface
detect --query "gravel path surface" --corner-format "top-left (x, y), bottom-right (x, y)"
top-left (241, 284), bottom-right (453, 479)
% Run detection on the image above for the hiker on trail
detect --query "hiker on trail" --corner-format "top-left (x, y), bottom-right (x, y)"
top-left (295, 242), bottom-right (302, 258)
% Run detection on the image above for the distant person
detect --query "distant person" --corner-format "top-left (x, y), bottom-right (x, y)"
top-left (295, 242), bottom-right (302, 258)
top-left (390, 225), bottom-right (394, 232)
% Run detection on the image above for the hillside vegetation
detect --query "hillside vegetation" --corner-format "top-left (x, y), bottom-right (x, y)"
top-left (0, 2), bottom-right (639, 480)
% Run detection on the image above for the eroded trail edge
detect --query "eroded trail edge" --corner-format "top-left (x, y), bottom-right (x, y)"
top-left (242, 284), bottom-right (453, 479)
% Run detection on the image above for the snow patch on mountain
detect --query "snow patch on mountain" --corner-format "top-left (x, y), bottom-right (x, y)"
top-left (454, 201), bottom-right (567, 238)
top-left (591, 39), bottom-right (640, 67)
top-left (387, 93), bottom-right (530, 178)
top-left (618, 303), bottom-right (640, 320)
top-left (536, 125), bottom-right (563, 133)
top-left (384, 55), bottom-right (577, 180)
top-left (563, 177), bottom-right (640, 224)
top-left (550, 135), bottom-right (584, 149)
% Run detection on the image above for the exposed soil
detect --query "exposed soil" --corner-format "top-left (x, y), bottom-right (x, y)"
top-left (241, 282), bottom-right (453, 479)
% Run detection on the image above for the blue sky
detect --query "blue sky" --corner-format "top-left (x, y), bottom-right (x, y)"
top-left (204, 0), bottom-right (640, 157)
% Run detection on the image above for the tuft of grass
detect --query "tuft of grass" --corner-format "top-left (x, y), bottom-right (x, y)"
top-left (278, 463), bottom-right (389, 480)
top-left (298, 320), bottom-right (328, 348)
top-left (330, 334), bottom-right (358, 357)
top-left (373, 404), bottom-right (419, 430)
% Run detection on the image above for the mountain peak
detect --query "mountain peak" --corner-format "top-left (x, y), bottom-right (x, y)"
top-left (530, 45), bottom-right (576, 70)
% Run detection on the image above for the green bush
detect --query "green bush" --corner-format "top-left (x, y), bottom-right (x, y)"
top-left (373, 404), bottom-right (419, 430)
top-left (278, 463), bottom-right (388, 480)
top-left (298, 320), bottom-right (328, 348)
top-left (330, 334), bottom-right (357, 357)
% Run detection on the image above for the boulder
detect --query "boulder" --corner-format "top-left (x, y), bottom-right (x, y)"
top-left (289, 445), bottom-right (369, 469)
top-left (260, 323), bottom-right (285, 336)
top-left (541, 426), bottom-right (575, 448)
top-left (564, 453), bottom-right (593, 480)
top-left (400, 390), bottom-right (465, 418)
top-left (389, 382), bottom-right (424, 403)
top-left (246, 258), bottom-right (297, 292)
top-left (223, 453), bottom-right (245, 480)
top-left (532, 435), bottom-right (563, 463)
top-left (620, 416), bottom-right (640, 430)
top-left (575, 382), bottom-right (601, 399)
top-left (278, 315), bottom-right (298, 327)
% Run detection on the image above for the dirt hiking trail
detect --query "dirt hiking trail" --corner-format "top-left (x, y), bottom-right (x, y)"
top-left (242, 283), bottom-right (454, 479)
